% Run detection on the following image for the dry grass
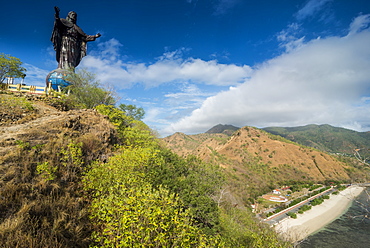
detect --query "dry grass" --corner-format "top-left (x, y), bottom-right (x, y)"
top-left (0, 96), bottom-right (118, 247)
top-left (0, 94), bottom-right (39, 126)
top-left (0, 147), bottom-right (93, 247)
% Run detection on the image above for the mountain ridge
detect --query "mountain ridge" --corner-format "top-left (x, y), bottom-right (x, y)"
top-left (205, 124), bottom-right (240, 135)
top-left (263, 124), bottom-right (370, 160)
top-left (163, 125), bottom-right (369, 202)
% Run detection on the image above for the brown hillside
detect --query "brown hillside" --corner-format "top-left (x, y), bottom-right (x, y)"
top-left (216, 127), bottom-right (349, 181)
top-left (163, 132), bottom-right (230, 157)
top-left (163, 126), bottom-right (351, 200)
top-left (0, 101), bottom-right (117, 160)
top-left (0, 96), bottom-right (118, 247)
top-left (164, 126), bottom-right (349, 181)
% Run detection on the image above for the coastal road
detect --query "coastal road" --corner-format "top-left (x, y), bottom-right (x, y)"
top-left (263, 187), bottom-right (334, 226)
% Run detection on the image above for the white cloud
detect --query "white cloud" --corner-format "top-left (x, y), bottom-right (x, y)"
top-left (165, 83), bottom-right (208, 101)
top-left (296, 0), bottom-right (332, 21)
top-left (143, 107), bottom-right (169, 126)
top-left (348, 14), bottom-right (370, 36)
top-left (164, 83), bottom-right (214, 113)
top-left (277, 23), bottom-right (305, 52)
top-left (140, 83), bottom-right (217, 136)
top-left (165, 20), bottom-right (370, 135)
top-left (81, 40), bottom-right (252, 88)
top-left (96, 38), bottom-right (123, 61)
top-left (23, 64), bottom-right (50, 86)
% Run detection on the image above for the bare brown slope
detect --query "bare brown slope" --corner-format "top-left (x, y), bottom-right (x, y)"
top-left (164, 127), bottom-right (349, 181)
top-left (0, 102), bottom-right (117, 159)
top-left (163, 126), bottom-right (350, 200)
top-left (230, 127), bottom-right (348, 179)
top-left (163, 132), bottom-right (230, 158)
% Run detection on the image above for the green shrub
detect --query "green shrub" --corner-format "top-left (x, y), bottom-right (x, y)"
top-left (308, 184), bottom-right (321, 191)
top-left (287, 212), bottom-right (297, 219)
top-left (83, 145), bottom-right (223, 247)
top-left (66, 69), bottom-right (116, 109)
top-left (36, 162), bottom-right (57, 181)
top-left (299, 204), bottom-right (312, 213)
top-left (311, 197), bottom-right (324, 206)
top-left (336, 185), bottom-right (347, 191)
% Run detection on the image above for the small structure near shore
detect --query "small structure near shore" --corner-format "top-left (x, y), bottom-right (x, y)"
top-left (262, 194), bottom-right (288, 203)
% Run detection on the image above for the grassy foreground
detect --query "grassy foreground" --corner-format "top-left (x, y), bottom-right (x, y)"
top-left (0, 95), bottom-right (290, 247)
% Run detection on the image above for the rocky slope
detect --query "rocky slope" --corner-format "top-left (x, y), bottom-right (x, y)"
top-left (0, 100), bottom-right (117, 160)
top-left (0, 94), bottom-right (118, 247)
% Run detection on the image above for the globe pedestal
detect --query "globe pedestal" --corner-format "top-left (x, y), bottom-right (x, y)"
top-left (46, 69), bottom-right (72, 90)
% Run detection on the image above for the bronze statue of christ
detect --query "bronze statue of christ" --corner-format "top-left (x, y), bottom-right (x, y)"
top-left (51, 6), bottom-right (101, 71)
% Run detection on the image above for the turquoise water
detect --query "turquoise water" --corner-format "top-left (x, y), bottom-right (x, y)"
top-left (300, 188), bottom-right (370, 248)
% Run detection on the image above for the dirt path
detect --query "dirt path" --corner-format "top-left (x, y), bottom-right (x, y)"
top-left (0, 102), bottom-right (62, 155)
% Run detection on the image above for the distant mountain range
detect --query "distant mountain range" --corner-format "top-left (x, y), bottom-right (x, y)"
top-left (205, 124), bottom-right (240, 135)
top-left (203, 123), bottom-right (370, 159)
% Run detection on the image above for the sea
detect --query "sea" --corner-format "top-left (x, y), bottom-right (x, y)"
top-left (300, 188), bottom-right (369, 248)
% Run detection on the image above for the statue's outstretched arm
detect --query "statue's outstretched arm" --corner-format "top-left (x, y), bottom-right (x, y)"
top-left (85, 33), bottom-right (102, 42)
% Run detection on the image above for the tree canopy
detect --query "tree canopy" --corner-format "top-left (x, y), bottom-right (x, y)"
top-left (0, 54), bottom-right (27, 83)
top-left (119, 103), bottom-right (145, 120)
top-left (66, 69), bottom-right (116, 108)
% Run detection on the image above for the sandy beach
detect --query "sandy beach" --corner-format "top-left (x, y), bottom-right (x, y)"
top-left (274, 185), bottom-right (364, 242)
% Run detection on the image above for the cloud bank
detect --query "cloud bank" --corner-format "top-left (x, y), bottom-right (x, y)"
top-left (165, 14), bottom-right (370, 135)
top-left (81, 44), bottom-right (252, 88)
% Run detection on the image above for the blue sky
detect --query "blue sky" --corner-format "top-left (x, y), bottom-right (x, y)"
top-left (1, 0), bottom-right (370, 136)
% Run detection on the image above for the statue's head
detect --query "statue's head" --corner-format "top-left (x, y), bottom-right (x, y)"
top-left (66, 11), bottom-right (77, 24)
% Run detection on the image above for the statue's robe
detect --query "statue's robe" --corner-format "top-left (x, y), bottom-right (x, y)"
top-left (51, 17), bottom-right (97, 70)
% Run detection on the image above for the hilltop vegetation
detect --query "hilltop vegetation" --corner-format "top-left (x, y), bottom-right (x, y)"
top-left (0, 93), bottom-right (290, 247)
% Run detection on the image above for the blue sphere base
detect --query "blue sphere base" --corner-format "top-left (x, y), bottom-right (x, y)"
top-left (46, 69), bottom-right (72, 90)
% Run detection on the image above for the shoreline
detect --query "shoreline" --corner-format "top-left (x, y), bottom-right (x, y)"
top-left (274, 185), bottom-right (364, 242)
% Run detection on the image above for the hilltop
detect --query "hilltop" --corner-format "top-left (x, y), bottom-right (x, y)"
top-left (205, 124), bottom-right (240, 135)
top-left (263, 124), bottom-right (370, 159)
top-left (0, 94), bottom-right (118, 246)
top-left (0, 95), bottom-right (117, 158)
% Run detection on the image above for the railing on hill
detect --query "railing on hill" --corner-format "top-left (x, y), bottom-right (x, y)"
top-left (2, 83), bottom-right (59, 95)
top-left (5, 83), bottom-right (51, 95)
